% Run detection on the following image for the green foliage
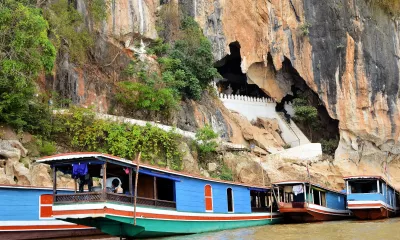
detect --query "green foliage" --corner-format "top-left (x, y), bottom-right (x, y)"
top-left (38, 140), bottom-right (57, 156)
top-left (321, 139), bottom-right (339, 156)
top-left (147, 38), bottom-right (170, 56)
top-left (52, 107), bottom-right (183, 170)
top-left (293, 104), bottom-right (318, 123)
top-left (165, 16), bottom-right (220, 99)
top-left (44, 0), bottom-right (93, 64)
top-left (293, 96), bottom-right (320, 141)
top-left (219, 164), bottom-right (234, 181)
top-left (116, 81), bottom-right (179, 113)
top-left (155, 9), bottom-right (220, 100)
top-left (299, 22), bottom-right (311, 36)
top-left (116, 60), bottom-right (181, 115)
top-left (195, 125), bottom-right (218, 156)
top-left (292, 94), bottom-right (338, 155)
top-left (85, 0), bottom-right (108, 24)
top-left (0, 0), bottom-right (56, 130)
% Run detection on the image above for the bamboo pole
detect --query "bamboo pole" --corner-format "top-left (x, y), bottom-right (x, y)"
top-left (133, 152), bottom-right (141, 226)
top-left (270, 189), bottom-right (273, 222)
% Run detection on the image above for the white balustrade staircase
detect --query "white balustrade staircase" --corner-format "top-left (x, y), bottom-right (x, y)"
top-left (276, 112), bottom-right (310, 147)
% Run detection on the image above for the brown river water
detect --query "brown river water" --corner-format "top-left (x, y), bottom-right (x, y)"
top-left (56, 219), bottom-right (400, 240)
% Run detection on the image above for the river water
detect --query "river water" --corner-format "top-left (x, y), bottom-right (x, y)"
top-left (59, 219), bottom-right (400, 240)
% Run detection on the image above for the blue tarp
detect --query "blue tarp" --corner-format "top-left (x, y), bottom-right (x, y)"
top-left (139, 168), bottom-right (181, 182)
top-left (248, 187), bottom-right (269, 192)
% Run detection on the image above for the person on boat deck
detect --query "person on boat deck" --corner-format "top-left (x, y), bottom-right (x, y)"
top-left (78, 174), bottom-right (93, 192)
top-left (72, 163), bottom-right (93, 192)
top-left (111, 178), bottom-right (123, 193)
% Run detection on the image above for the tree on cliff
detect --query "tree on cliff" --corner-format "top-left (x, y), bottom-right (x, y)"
top-left (292, 97), bottom-right (320, 141)
top-left (0, 0), bottom-right (56, 130)
top-left (155, 9), bottom-right (220, 100)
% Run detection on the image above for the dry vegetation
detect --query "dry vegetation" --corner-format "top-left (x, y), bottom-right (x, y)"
top-left (372, 0), bottom-right (400, 17)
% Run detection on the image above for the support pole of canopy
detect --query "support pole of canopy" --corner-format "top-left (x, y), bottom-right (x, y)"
top-left (74, 179), bottom-right (77, 193)
top-left (102, 162), bottom-right (107, 201)
top-left (270, 189), bottom-right (273, 222)
top-left (154, 176), bottom-right (157, 205)
top-left (271, 186), bottom-right (279, 208)
top-left (134, 152), bottom-right (141, 226)
top-left (52, 165), bottom-right (57, 195)
top-left (129, 168), bottom-right (133, 195)
top-left (277, 187), bottom-right (280, 203)
top-left (386, 182), bottom-right (389, 218)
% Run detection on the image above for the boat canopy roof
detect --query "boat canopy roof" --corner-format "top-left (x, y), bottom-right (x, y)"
top-left (343, 175), bottom-right (398, 192)
top-left (37, 152), bottom-right (271, 190)
top-left (272, 180), bottom-right (346, 195)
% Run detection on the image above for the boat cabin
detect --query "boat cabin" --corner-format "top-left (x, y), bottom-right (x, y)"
top-left (38, 153), bottom-right (278, 214)
top-left (272, 181), bottom-right (349, 222)
top-left (344, 176), bottom-right (400, 219)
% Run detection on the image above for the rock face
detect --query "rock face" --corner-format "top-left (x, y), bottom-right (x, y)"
top-left (0, 140), bottom-right (30, 185)
top-left (223, 152), bottom-right (269, 185)
top-left (53, 0), bottom-right (400, 160)
top-left (184, 0), bottom-right (400, 162)
top-left (39, 0), bottom-right (400, 187)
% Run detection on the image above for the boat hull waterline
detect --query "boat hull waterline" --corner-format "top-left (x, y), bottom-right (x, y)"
top-left (53, 203), bottom-right (282, 238)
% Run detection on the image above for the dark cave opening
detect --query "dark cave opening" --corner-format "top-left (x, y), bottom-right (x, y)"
top-left (215, 42), bottom-right (269, 98)
top-left (278, 57), bottom-right (339, 153)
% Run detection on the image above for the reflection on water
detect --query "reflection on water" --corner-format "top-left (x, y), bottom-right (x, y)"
top-left (57, 219), bottom-right (400, 240)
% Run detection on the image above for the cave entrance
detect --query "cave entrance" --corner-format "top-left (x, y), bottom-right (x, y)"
top-left (215, 42), bottom-right (268, 98)
top-left (276, 58), bottom-right (339, 154)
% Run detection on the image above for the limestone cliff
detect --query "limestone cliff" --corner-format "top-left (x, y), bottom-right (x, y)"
top-left (188, 0), bottom-right (400, 164)
top-left (39, 0), bottom-right (400, 188)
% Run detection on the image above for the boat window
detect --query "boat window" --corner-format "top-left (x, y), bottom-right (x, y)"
top-left (348, 180), bottom-right (378, 193)
top-left (396, 193), bottom-right (400, 208)
top-left (156, 177), bottom-right (174, 201)
top-left (281, 185), bottom-right (305, 203)
top-left (251, 190), bottom-right (271, 212)
top-left (227, 188), bottom-right (234, 213)
top-left (313, 189), bottom-right (320, 205)
top-left (205, 185), bottom-right (213, 212)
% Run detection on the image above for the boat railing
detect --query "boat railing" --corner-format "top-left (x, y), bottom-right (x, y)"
top-left (54, 192), bottom-right (176, 209)
top-left (54, 192), bottom-right (103, 203)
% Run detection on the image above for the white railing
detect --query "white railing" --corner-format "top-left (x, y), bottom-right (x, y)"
top-left (219, 93), bottom-right (281, 103)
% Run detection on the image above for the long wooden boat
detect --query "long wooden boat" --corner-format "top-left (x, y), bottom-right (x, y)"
top-left (0, 185), bottom-right (102, 240)
top-left (344, 175), bottom-right (400, 220)
top-left (37, 152), bottom-right (282, 238)
top-left (272, 181), bottom-right (352, 222)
